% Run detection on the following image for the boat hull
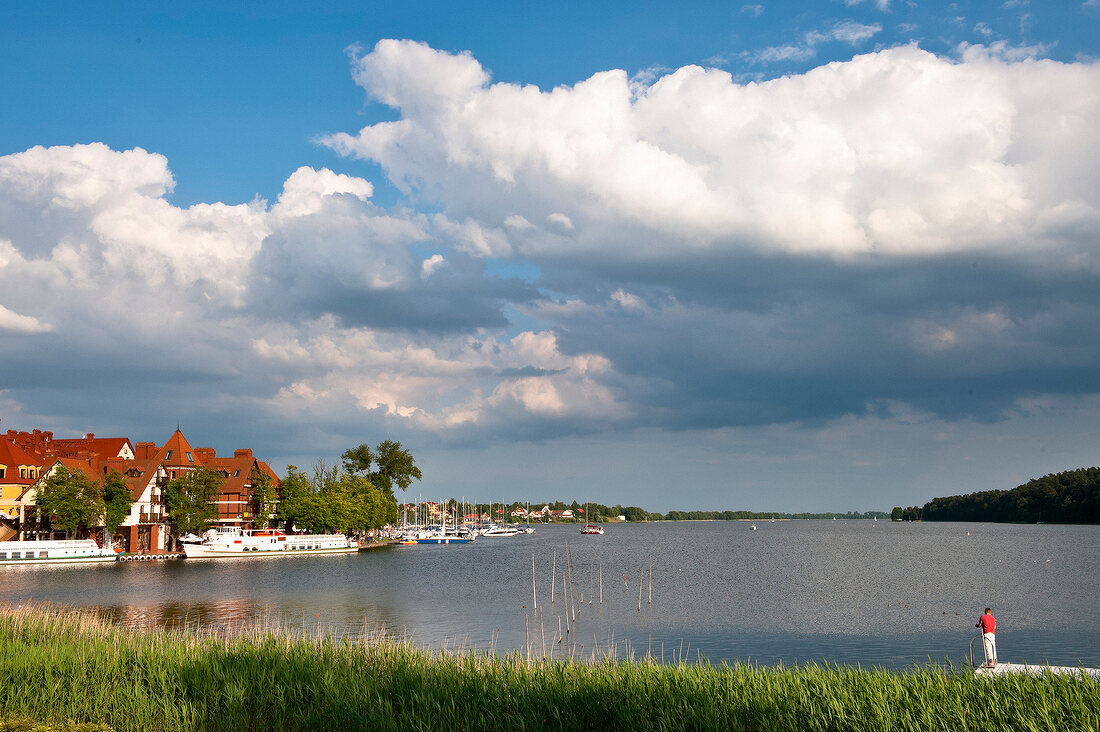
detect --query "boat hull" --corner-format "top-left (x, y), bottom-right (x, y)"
top-left (182, 529), bottom-right (356, 559)
top-left (0, 540), bottom-right (118, 565)
top-left (182, 545), bottom-right (357, 558)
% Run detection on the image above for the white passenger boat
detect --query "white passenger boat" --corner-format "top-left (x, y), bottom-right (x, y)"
top-left (0, 539), bottom-right (118, 565)
top-left (580, 524), bottom-right (604, 535)
top-left (181, 527), bottom-right (357, 559)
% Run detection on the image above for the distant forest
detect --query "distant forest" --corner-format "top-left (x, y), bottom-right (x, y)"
top-left (892, 467), bottom-right (1100, 524)
top-left (664, 510), bottom-right (888, 521)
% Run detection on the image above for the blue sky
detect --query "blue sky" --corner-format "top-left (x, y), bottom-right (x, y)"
top-left (1, 1), bottom-right (1098, 512)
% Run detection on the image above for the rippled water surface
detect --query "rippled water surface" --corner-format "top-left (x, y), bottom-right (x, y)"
top-left (3, 521), bottom-right (1097, 669)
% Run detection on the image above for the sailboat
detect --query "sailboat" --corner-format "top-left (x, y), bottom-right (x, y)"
top-left (580, 499), bottom-right (604, 535)
top-left (522, 501), bottom-right (536, 533)
top-left (415, 500), bottom-right (474, 544)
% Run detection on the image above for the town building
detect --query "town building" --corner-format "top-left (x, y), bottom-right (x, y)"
top-left (0, 435), bottom-right (45, 540)
top-left (2, 425), bottom-right (279, 552)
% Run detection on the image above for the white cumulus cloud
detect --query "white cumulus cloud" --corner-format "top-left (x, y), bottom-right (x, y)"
top-left (325, 40), bottom-right (1100, 261)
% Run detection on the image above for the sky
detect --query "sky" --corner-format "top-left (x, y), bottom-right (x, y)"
top-left (1, 1), bottom-right (1098, 513)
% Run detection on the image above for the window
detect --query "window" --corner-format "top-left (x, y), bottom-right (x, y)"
top-left (234, 470), bottom-right (240, 477)
top-left (165, 450), bottom-right (173, 460)
top-left (20, 468), bottom-right (26, 479)
top-left (0, 467), bottom-right (5, 478)
top-left (186, 452), bottom-right (193, 462)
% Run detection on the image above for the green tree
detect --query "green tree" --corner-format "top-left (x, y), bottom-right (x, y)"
top-left (340, 444), bottom-right (374, 475)
top-left (277, 454), bottom-right (403, 534)
top-left (34, 467), bottom-right (104, 538)
top-left (102, 470), bottom-right (132, 543)
top-left (341, 440), bottom-right (422, 500)
top-left (275, 465), bottom-right (312, 530)
top-left (164, 467), bottom-right (222, 535)
top-left (250, 470), bottom-right (278, 528)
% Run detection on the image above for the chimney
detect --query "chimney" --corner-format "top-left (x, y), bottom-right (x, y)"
top-left (234, 449), bottom-right (253, 460)
top-left (195, 447), bottom-right (217, 462)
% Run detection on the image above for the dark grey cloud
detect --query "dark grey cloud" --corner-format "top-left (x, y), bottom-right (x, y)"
top-left (251, 231), bottom-right (535, 332)
top-left (536, 249), bottom-right (1100, 430)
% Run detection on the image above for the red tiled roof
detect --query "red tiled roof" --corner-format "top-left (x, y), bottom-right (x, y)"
top-left (158, 429), bottom-right (198, 468)
top-left (51, 436), bottom-right (134, 461)
top-left (119, 456), bottom-right (164, 501)
top-left (0, 436), bottom-right (45, 486)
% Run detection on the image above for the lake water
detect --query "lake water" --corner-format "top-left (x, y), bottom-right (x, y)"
top-left (3, 521), bottom-right (1097, 670)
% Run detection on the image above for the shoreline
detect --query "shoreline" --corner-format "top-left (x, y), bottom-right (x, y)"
top-left (1, 604), bottom-right (1097, 731)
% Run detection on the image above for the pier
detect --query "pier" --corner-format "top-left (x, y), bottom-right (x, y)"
top-left (975, 663), bottom-right (1100, 679)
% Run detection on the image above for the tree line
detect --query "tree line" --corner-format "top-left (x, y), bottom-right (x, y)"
top-left (891, 467), bottom-right (1100, 524)
top-left (664, 510), bottom-right (889, 521)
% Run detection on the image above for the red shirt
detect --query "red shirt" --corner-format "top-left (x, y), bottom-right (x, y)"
top-left (979, 614), bottom-right (996, 634)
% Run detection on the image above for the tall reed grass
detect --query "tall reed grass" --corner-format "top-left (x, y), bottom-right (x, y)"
top-left (1, 602), bottom-right (1096, 731)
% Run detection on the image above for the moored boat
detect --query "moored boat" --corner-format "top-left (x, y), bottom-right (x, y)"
top-left (414, 533), bottom-right (473, 544)
top-left (481, 524), bottom-right (519, 537)
top-left (181, 527), bottom-right (357, 559)
top-left (0, 539), bottom-right (118, 565)
top-left (580, 524), bottom-right (604, 535)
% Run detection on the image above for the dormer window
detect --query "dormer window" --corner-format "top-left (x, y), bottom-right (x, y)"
top-left (20, 468), bottom-right (26, 479)
top-left (186, 452), bottom-right (194, 462)
top-left (234, 470), bottom-right (240, 477)
top-left (165, 450), bottom-right (173, 460)
top-left (0, 467), bottom-right (5, 479)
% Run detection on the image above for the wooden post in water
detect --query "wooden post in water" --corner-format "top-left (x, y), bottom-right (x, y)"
top-left (525, 613), bottom-right (529, 664)
top-left (531, 553), bottom-right (537, 610)
top-left (566, 545), bottom-right (576, 624)
top-left (540, 606), bottom-right (546, 660)
top-left (551, 552), bottom-right (556, 605)
top-left (600, 563), bottom-right (603, 604)
top-left (638, 566), bottom-right (643, 611)
top-left (563, 571), bottom-right (570, 626)
top-left (589, 563), bottom-right (594, 605)
top-left (649, 557), bottom-right (653, 605)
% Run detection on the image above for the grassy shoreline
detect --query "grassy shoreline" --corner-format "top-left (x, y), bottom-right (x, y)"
top-left (1, 604), bottom-right (1096, 731)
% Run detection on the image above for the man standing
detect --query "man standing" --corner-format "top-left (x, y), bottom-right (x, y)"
top-left (976, 608), bottom-right (997, 667)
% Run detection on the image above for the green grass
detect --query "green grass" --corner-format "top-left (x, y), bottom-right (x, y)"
top-left (1, 603), bottom-right (1097, 731)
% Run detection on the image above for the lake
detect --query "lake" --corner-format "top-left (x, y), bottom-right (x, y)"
top-left (3, 521), bottom-right (1097, 670)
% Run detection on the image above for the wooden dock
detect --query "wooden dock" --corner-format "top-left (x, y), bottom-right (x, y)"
top-left (974, 662), bottom-right (1100, 679)
top-left (356, 539), bottom-right (399, 550)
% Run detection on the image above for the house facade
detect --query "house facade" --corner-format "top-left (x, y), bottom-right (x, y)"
top-left (0, 435), bottom-right (44, 540)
